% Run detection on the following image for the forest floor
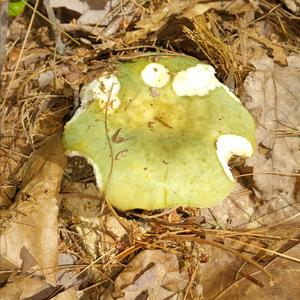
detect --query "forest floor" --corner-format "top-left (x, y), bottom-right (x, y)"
top-left (0, 1), bottom-right (300, 299)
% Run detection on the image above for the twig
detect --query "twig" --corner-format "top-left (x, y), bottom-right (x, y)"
top-left (43, 0), bottom-right (65, 55)
top-left (183, 261), bottom-right (200, 300)
top-left (60, 23), bottom-right (111, 39)
top-left (214, 247), bottom-right (299, 299)
top-left (59, 249), bottom-right (115, 292)
top-left (101, 83), bottom-right (133, 240)
top-left (0, 0), bottom-right (8, 87)
top-left (236, 171), bottom-right (300, 178)
top-left (224, 236), bottom-right (300, 264)
top-left (129, 208), bottom-right (176, 219)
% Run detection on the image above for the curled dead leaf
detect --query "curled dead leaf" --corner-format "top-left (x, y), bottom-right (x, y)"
top-left (0, 135), bottom-right (66, 285)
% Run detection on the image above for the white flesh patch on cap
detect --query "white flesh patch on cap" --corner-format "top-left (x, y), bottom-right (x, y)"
top-left (67, 75), bottom-right (121, 126)
top-left (67, 151), bottom-right (103, 188)
top-left (80, 75), bottom-right (121, 111)
top-left (216, 134), bottom-right (253, 182)
top-left (141, 63), bottom-right (170, 88)
top-left (172, 64), bottom-right (241, 103)
top-left (173, 64), bottom-right (221, 97)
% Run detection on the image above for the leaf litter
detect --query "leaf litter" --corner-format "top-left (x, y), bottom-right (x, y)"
top-left (0, 0), bottom-right (300, 299)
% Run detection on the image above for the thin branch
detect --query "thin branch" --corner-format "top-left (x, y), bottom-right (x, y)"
top-left (0, 0), bottom-right (8, 86)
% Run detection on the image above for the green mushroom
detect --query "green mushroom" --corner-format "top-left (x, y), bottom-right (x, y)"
top-left (63, 54), bottom-right (255, 211)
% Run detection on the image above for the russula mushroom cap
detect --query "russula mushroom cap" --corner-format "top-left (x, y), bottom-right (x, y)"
top-left (63, 54), bottom-right (255, 211)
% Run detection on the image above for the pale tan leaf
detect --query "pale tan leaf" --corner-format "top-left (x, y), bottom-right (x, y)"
top-left (243, 55), bottom-right (300, 223)
top-left (280, 0), bottom-right (300, 15)
top-left (225, 0), bottom-right (257, 14)
top-left (197, 245), bottom-right (242, 299)
top-left (0, 135), bottom-right (66, 285)
top-left (104, 250), bottom-right (189, 300)
top-left (49, 0), bottom-right (118, 25)
top-left (124, 0), bottom-right (198, 44)
top-left (0, 275), bottom-right (49, 300)
top-left (216, 243), bottom-right (300, 299)
top-left (51, 288), bottom-right (80, 300)
top-left (201, 183), bottom-right (257, 229)
top-left (182, 2), bottom-right (224, 18)
top-left (271, 44), bottom-right (287, 65)
top-left (61, 181), bottom-right (133, 259)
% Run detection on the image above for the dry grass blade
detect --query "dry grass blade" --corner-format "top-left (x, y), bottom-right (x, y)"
top-left (184, 15), bottom-right (238, 81)
top-left (51, 248), bottom-right (115, 297)
top-left (114, 244), bottom-right (142, 261)
top-left (183, 261), bottom-right (200, 300)
top-left (197, 226), bottom-right (300, 243)
top-left (217, 231), bottom-right (300, 242)
top-left (223, 236), bottom-right (300, 264)
top-left (236, 171), bottom-right (300, 178)
top-left (101, 83), bottom-right (133, 238)
top-left (0, 0), bottom-right (8, 81)
top-left (273, 128), bottom-right (300, 137)
top-left (213, 243), bottom-right (300, 299)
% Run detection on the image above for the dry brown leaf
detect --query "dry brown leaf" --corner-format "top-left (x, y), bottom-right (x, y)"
top-left (20, 48), bottom-right (52, 67)
top-left (225, 0), bottom-right (257, 14)
top-left (215, 243), bottom-right (300, 299)
top-left (197, 245), bottom-right (242, 299)
top-left (271, 44), bottom-right (288, 65)
top-left (243, 27), bottom-right (288, 65)
top-left (194, 228), bottom-right (300, 299)
top-left (182, 2), bottom-right (224, 18)
top-left (61, 181), bottom-right (134, 259)
top-left (50, 0), bottom-right (118, 25)
top-left (50, 0), bottom-right (90, 14)
top-left (0, 275), bottom-right (50, 300)
top-left (103, 250), bottom-right (189, 300)
top-left (61, 181), bottom-right (109, 258)
top-left (123, 0), bottom-right (198, 44)
top-left (0, 135), bottom-right (66, 285)
top-left (61, 181), bottom-right (101, 218)
top-left (0, 274), bottom-right (79, 300)
top-left (280, 0), bottom-right (300, 15)
top-left (201, 183), bottom-right (257, 229)
top-left (181, 0), bottom-right (256, 18)
top-left (20, 246), bottom-right (38, 273)
top-left (243, 55), bottom-right (300, 224)
top-left (0, 191), bottom-right (12, 208)
top-left (51, 288), bottom-right (80, 300)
